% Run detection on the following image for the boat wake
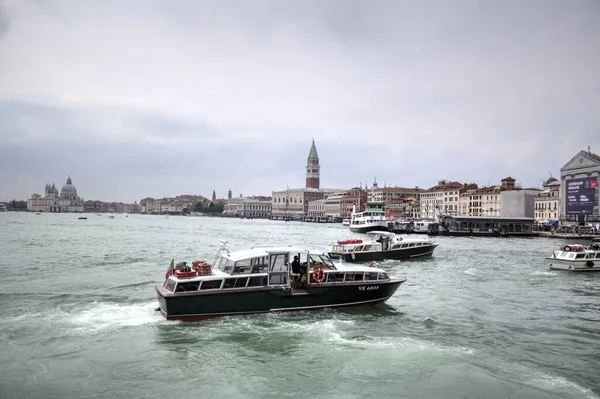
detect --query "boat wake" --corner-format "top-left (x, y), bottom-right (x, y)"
top-left (67, 301), bottom-right (164, 334)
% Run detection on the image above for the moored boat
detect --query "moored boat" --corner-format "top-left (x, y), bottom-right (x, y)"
top-left (329, 231), bottom-right (439, 262)
top-left (547, 243), bottom-right (600, 271)
top-left (155, 242), bottom-right (406, 321)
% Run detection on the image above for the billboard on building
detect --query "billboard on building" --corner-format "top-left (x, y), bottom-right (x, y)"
top-left (566, 177), bottom-right (598, 215)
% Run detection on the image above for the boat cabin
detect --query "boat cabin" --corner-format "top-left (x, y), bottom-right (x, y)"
top-left (162, 246), bottom-right (391, 294)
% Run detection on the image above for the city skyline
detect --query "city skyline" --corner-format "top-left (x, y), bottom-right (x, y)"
top-left (1, 0), bottom-right (599, 203)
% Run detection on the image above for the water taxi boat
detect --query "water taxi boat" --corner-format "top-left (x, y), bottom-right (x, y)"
top-left (155, 242), bottom-right (406, 321)
top-left (342, 218), bottom-right (350, 227)
top-left (329, 231), bottom-right (439, 262)
top-left (349, 202), bottom-right (388, 234)
top-left (547, 243), bottom-right (600, 271)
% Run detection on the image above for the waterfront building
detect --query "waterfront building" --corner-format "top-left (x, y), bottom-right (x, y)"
top-left (500, 188), bottom-right (541, 218)
top-left (272, 188), bottom-right (324, 220)
top-left (340, 188), bottom-right (368, 218)
top-left (440, 215), bottom-right (536, 236)
top-left (385, 196), bottom-right (421, 220)
top-left (84, 200), bottom-right (140, 213)
top-left (368, 186), bottom-right (424, 203)
top-left (480, 186), bottom-right (502, 217)
top-left (307, 199), bottom-right (326, 221)
top-left (140, 195), bottom-right (206, 214)
top-left (534, 177), bottom-right (561, 222)
top-left (323, 192), bottom-right (344, 219)
top-left (459, 189), bottom-right (475, 216)
top-left (224, 196), bottom-right (272, 218)
top-left (27, 176), bottom-right (84, 213)
top-left (420, 180), bottom-right (476, 219)
top-left (559, 148), bottom-right (600, 224)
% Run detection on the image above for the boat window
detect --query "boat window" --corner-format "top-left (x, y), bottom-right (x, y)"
top-left (233, 258), bottom-right (253, 274)
top-left (248, 276), bottom-right (267, 287)
top-left (235, 277), bottom-right (249, 288)
top-left (218, 257), bottom-right (234, 273)
top-left (164, 279), bottom-right (176, 292)
top-left (269, 274), bottom-right (287, 285)
top-left (309, 254), bottom-right (336, 269)
top-left (223, 278), bottom-right (236, 289)
top-left (365, 272), bottom-right (379, 281)
top-left (200, 280), bottom-right (222, 290)
top-left (575, 254), bottom-right (585, 259)
top-left (251, 256), bottom-right (267, 266)
top-left (223, 277), bottom-right (249, 289)
top-left (353, 273), bottom-right (365, 281)
top-left (269, 254), bottom-right (288, 271)
top-left (328, 273), bottom-right (345, 282)
top-left (175, 281), bottom-right (200, 292)
top-left (378, 273), bottom-right (389, 280)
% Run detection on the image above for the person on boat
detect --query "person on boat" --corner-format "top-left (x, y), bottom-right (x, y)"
top-left (291, 256), bottom-right (303, 281)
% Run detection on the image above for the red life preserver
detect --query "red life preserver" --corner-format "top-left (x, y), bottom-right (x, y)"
top-left (312, 268), bottom-right (326, 283)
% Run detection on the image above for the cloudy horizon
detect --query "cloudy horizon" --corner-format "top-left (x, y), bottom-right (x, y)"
top-left (1, 0), bottom-right (599, 203)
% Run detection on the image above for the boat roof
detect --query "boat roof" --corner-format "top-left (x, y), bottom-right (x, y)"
top-left (366, 231), bottom-right (396, 237)
top-left (223, 246), bottom-right (328, 262)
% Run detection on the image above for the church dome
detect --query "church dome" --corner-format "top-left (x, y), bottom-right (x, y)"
top-left (61, 176), bottom-right (78, 197)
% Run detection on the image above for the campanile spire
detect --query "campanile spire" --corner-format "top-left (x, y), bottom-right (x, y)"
top-left (305, 139), bottom-right (320, 189)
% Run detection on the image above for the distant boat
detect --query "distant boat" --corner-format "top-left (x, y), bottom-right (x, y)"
top-left (349, 202), bottom-right (388, 234)
top-left (108, 215), bottom-right (115, 219)
top-left (35, 212), bottom-right (41, 215)
top-left (342, 218), bottom-right (350, 227)
top-left (78, 217), bottom-right (87, 220)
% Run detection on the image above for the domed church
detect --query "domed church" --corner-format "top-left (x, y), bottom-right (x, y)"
top-left (27, 176), bottom-right (84, 213)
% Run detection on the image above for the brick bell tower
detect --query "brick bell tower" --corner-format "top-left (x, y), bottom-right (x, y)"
top-left (305, 139), bottom-right (320, 189)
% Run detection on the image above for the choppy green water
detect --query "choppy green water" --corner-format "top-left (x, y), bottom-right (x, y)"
top-left (0, 212), bottom-right (599, 399)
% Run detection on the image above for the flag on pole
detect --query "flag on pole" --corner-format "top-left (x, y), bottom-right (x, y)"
top-left (165, 259), bottom-right (175, 279)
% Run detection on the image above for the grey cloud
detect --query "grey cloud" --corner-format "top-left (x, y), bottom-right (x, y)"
top-left (0, 0), bottom-right (599, 202)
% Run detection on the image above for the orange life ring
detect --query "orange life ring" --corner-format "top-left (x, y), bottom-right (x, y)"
top-left (312, 268), bottom-right (326, 283)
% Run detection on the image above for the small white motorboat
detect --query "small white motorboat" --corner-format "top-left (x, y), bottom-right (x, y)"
top-left (547, 243), bottom-right (600, 271)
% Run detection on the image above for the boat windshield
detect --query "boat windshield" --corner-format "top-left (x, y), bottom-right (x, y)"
top-left (309, 253), bottom-right (336, 269)
top-left (216, 256), bottom-right (235, 274)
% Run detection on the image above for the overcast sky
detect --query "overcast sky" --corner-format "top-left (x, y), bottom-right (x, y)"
top-left (0, 0), bottom-right (599, 202)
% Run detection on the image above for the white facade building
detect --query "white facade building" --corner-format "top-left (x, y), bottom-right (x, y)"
top-left (323, 193), bottom-right (344, 218)
top-left (420, 180), bottom-right (464, 219)
top-left (307, 199), bottom-right (326, 220)
top-left (27, 177), bottom-right (84, 213)
top-left (225, 196), bottom-right (272, 218)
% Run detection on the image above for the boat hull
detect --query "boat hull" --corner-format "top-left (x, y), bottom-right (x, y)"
top-left (547, 257), bottom-right (600, 271)
top-left (331, 244), bottom-right (438, 262)
top-left (156, 278), bottom-right (404, 321)
top-left (349, 224), bottom-right (389, 234)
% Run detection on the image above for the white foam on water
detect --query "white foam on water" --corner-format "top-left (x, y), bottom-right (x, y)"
top-left (67, 301), bottom-right (165, 334)
top-left (534, 374), bottom-right (599, 399)
top-left (530, 270), bottom-right (559, 277)
top-left (463, 268), bottom-right (477, 275)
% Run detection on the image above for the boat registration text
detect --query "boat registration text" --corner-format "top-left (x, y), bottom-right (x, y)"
top-left (359, 285), bottom-right (380, 291)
